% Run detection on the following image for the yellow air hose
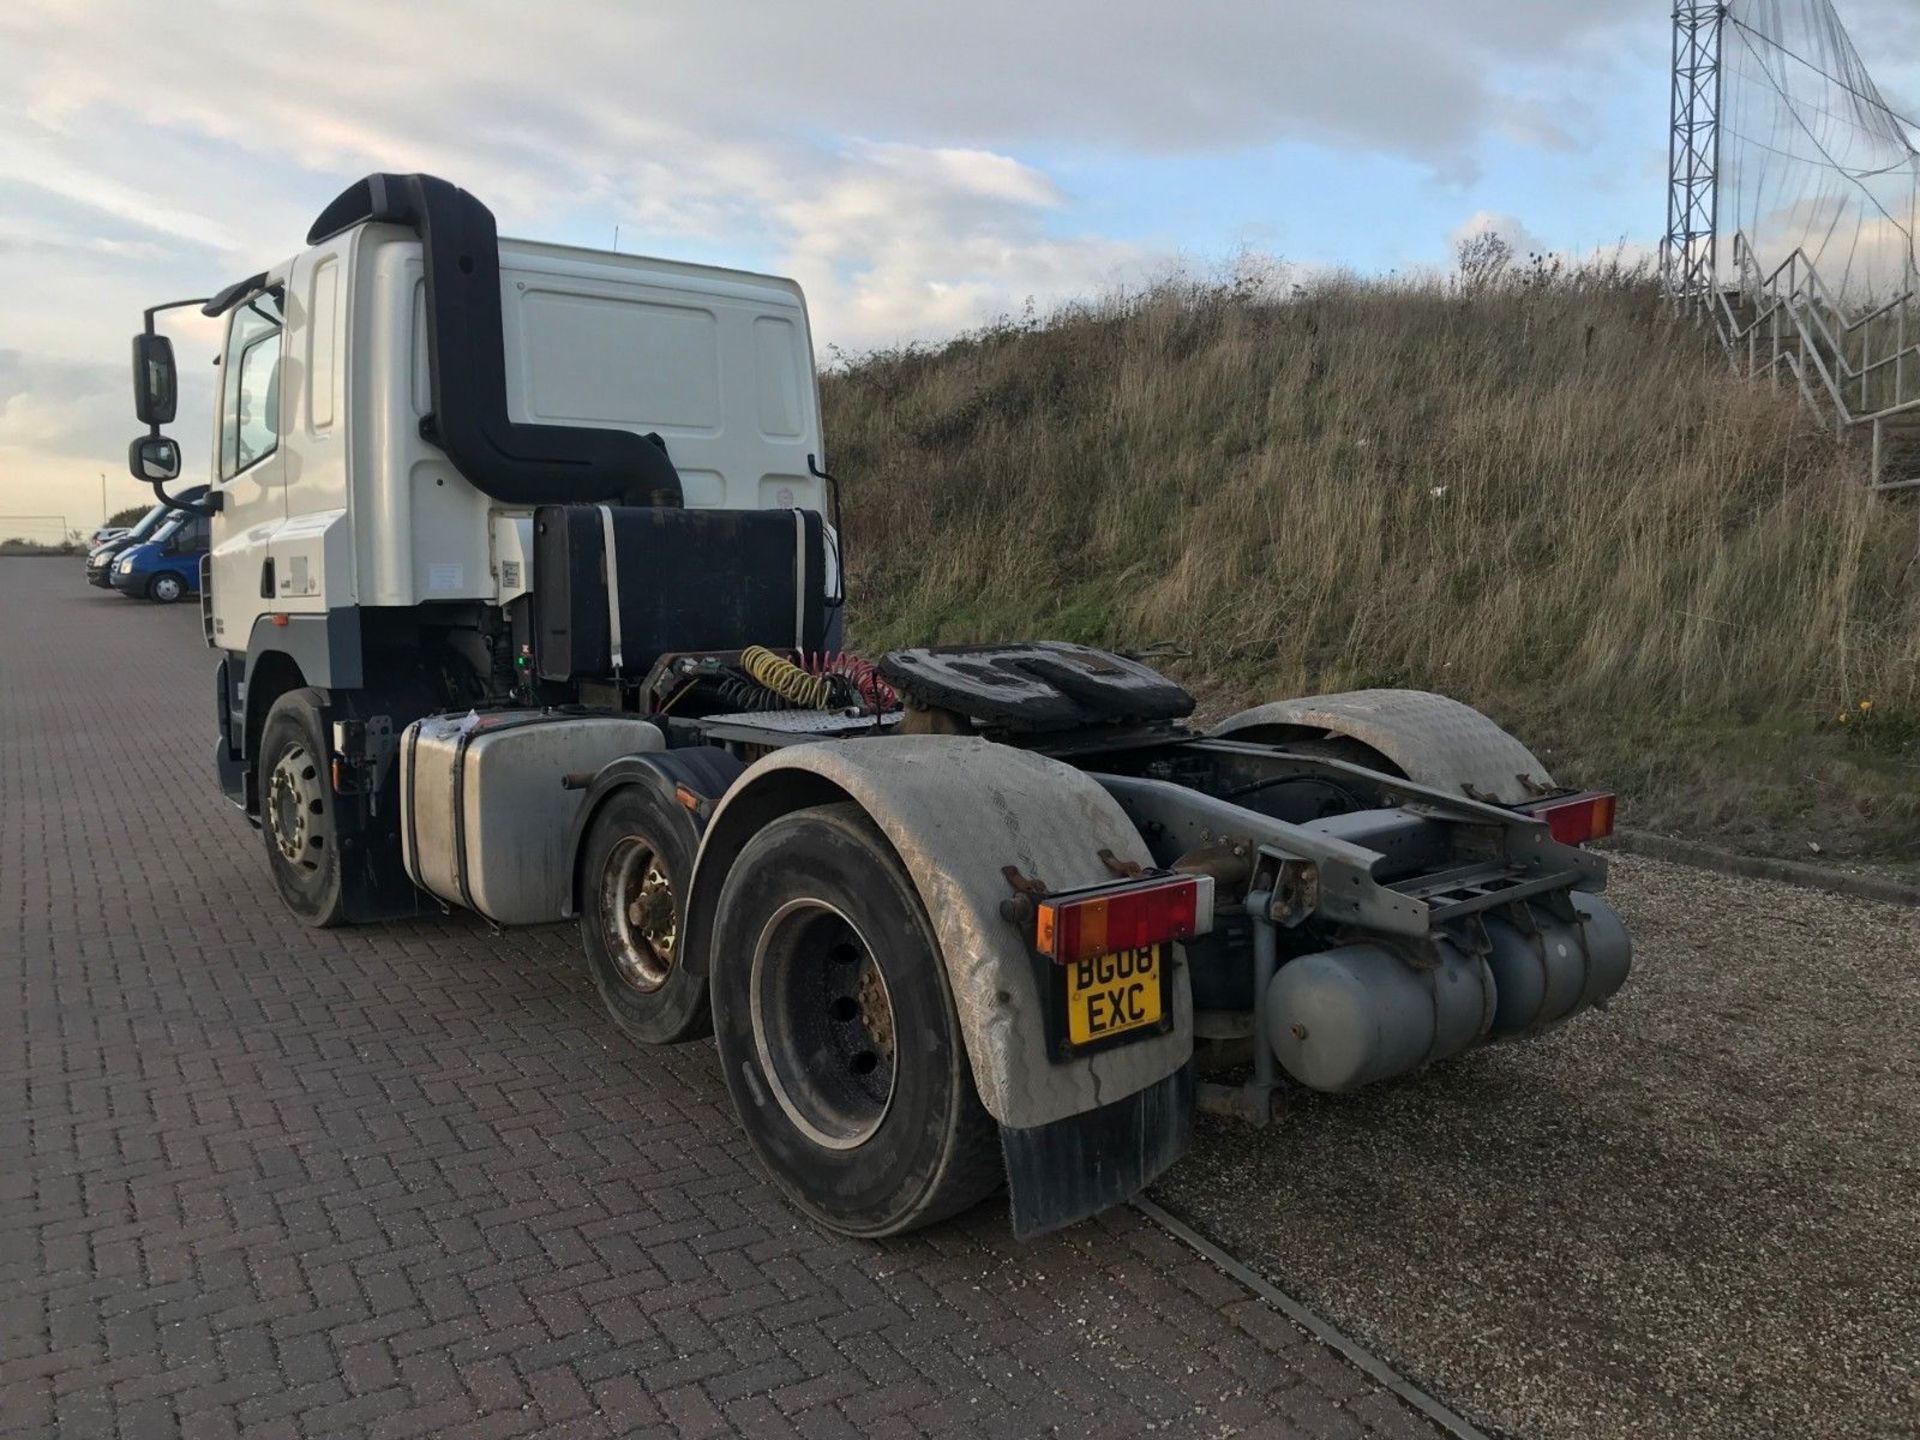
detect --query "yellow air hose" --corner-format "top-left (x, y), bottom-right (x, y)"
top-left (741, 645), bottom-right (834, 709)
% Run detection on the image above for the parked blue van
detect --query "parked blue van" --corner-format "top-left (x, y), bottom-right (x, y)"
top-left (111, 510), bottom-right (211, 603)
top-left (85, 487), bottom-right (209, 588)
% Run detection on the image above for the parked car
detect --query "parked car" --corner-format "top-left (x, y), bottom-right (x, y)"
top-left (110, 510), bottom-right (211, 603)
top-left (85, 488), bottom-right (208, 588)
top-left (88, 525), bottom-right (131, 548)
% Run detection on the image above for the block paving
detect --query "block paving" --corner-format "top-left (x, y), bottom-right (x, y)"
top-left (1, 563), bottom-right (1441, 1439)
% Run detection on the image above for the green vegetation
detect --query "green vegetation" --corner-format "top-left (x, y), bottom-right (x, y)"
top-left (823, 258), bottom-right (1920, 860)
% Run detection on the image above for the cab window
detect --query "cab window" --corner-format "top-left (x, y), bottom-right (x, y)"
top-left (220, 292), bottom-right (284, 477)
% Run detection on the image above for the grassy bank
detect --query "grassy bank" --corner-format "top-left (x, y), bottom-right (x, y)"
top-left (822, 264), bottom-right (1920, 860)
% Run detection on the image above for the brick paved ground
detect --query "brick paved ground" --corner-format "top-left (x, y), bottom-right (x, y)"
top-left (0, 562), bottom-right (1441, 1440)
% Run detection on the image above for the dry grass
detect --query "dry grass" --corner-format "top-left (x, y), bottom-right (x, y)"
top-left (823, 261), bottom-right (1920, 858)
top-left (0, 540), bottom-right (82, 555)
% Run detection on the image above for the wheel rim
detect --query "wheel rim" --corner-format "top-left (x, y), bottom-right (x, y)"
top-left (749, 898), bottom-right (897, 1152)
top-left (599, 836), bottom-right (677, 993)
top-left (155, 577), bottom-right (180, 600)
top-left (266, 742), bottom-right (326, 871)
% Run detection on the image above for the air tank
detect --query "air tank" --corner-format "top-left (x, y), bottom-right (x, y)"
top-left (1482, 892), bottom-right (1632, 1037)
top-left (1266, 938), bottom-right (1496, 1094)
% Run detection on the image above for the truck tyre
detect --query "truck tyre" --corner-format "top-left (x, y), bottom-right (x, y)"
top-left (259, 688), bottom-right (347, 928)
top-left (710, 802), bottom-right (1002, 1237)
top-left (148, 573), bottom-right (185, 604)
top-left (579, 785), bottom-right (712, 1045)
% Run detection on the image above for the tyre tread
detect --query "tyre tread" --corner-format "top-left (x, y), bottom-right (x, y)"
top-left (713, 801), bottom-right (1002, 1237)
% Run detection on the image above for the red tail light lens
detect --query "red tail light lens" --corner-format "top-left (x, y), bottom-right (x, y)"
top-left (1034, 875), bottom-right (1214, 965)
top-left (1534, 791), bottom-right (1616, 845)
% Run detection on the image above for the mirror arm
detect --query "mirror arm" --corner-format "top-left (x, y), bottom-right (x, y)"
top-left (138, 297), bottom-right (221, 517)
top-left (142, 297), bottom-right (211, 335)
top-left (146, 478), bottom-right (222, 517)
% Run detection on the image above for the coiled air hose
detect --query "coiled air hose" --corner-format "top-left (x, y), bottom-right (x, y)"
top-left (741, 645), bottom-right (834, 709)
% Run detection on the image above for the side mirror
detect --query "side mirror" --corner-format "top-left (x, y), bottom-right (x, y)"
top-left (128, 434), bottom-right (181, 482)
top-left (132, 333), bottom-right (178, 425)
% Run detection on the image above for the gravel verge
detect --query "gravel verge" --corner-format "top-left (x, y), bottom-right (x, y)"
top-left (1155, 853), bottom-right (1920, 1440)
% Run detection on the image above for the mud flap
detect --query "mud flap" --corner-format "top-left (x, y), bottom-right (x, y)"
top-left (999, 1064), bottom-right (1194, 1239)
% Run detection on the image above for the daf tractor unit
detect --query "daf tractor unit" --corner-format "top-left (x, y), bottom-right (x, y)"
top-left (125, 173), bottom-right (1631, 1239)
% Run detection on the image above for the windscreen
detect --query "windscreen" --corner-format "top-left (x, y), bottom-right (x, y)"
top-left (127, 502), bottom-right (171, 541)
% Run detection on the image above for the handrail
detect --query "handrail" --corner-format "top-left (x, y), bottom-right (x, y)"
top-left (1733, 233), bottom-right (1912, 339)
top-left (1854, 346), bottom-right (1920, 383)
top-left (1847, 289), bottom-right (1917, 332)
top-left (1706, 231), bottom-right (1920, 483)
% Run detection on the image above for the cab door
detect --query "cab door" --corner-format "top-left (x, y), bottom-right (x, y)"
top-left (206, 291), bottom-right (287, 651)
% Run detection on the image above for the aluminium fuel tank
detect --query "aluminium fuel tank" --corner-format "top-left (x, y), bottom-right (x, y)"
top-left (401, 710), bottom-right (664, 926)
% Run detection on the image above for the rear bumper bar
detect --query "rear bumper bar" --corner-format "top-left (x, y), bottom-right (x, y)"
top-left (1094, 760), bottom-right (1605, 938)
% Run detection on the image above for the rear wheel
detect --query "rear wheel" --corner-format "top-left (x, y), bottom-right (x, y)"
top-left (710, 803), bottom-right (1001, 1237)
top-left (580, 785), bottom-right (711, 1044)
top-left (148, 573), bottom-right (185, 604)
top-left (259, 688), bottom-right (346, 927)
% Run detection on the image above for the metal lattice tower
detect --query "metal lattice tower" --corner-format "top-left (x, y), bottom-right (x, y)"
top-left (1664, 4), bottom-right (1725, 302)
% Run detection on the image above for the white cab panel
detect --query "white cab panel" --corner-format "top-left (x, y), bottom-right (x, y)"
top-left (333, 228), bottom-right (824, 613)
top-left (497, 239), bottom-right (824, 514)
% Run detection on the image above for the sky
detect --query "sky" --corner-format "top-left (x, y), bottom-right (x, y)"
top-left (2, 0), bottom-right (1917, 536)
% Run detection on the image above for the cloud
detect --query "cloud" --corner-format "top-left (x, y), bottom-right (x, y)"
top-left (0, 140), bottom-right (240, 253)
top-left (1449, 210), bottom-right (1551, 259)
top-left (771, 142), bottom-right (1152, 345)
top-left (0, 343), bottom-right (216, 476)
top-left (0, 0), bottom-right (1651, 522)
top-left (0, 2), bottom-right (1647, 322)
top-left (0, 2), bottom-right (1637, 198)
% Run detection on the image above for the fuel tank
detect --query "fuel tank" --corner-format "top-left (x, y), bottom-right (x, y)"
top-left (401, 710), bottom-right (664, 926)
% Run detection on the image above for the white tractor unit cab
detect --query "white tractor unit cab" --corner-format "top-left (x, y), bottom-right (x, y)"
top-left (127, 173), bottom-right (1634, 1239)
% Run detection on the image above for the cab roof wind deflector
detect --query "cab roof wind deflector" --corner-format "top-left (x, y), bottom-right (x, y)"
top-left (307, 172), bottom-right (683, 508)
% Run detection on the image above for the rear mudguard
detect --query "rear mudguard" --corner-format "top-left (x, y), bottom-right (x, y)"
top-left (1213, 688), bottom-right (1553, 805)
top-left (677, 735), bottom-right (1195, 1235)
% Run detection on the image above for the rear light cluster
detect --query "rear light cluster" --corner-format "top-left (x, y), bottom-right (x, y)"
top-left (1532, 791), bottom-right (1616, 846)
top-left (1034, 875), bottom-right (1215, 965)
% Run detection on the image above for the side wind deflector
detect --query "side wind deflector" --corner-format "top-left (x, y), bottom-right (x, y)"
top-left (307, 172), bottom-right (682, 508)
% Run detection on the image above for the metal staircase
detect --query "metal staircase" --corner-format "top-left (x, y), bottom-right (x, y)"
top-left (1705, 233), bottom-right (1920, 492)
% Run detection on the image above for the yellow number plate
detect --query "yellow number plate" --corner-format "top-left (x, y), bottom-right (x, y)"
top-left (1064, 945), bottom-right (1163, 1046)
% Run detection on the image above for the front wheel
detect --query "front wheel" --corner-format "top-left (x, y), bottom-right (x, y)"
top-left (710, 803), bottom-right (1002, 1237)
top-left (148, 573), bottom-right (185, 604)
top-left (579, 785), bottom-right (711, 1045)
top-left (259, 688), bottom-right (347, 927)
